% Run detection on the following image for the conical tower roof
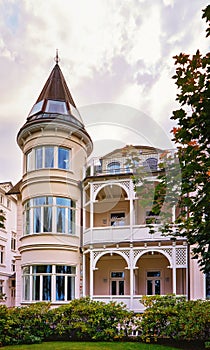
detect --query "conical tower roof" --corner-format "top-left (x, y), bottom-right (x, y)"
top-left (17, 55), bottom-right (93, 155)
top-left (27, 55), bottom-right (83, 126)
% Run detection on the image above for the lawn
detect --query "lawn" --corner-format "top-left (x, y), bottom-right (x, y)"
top-left (0, 341), bottom-right (186, 350)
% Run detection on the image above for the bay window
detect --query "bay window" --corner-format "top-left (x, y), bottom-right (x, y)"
top-left (23, 196), bottom-right (76, 235)
top-left (22, 265), bottom-right (76, 302)
top-left (26, 146), bottom-right (71, 171)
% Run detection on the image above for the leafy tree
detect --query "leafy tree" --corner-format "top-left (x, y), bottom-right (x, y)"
top-left (168, 5), bottom-right (210, 273)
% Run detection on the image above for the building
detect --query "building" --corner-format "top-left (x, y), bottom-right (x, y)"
top-left (0, 182), bottom-right (17, 306)
top-left (1, 57), bottom-right (208, 311)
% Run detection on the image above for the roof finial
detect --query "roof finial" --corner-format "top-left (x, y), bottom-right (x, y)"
top-left (54, 49), bottom-right (60, 64)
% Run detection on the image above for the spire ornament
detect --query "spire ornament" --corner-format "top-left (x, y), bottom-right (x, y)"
top-left (54, 49), bottom-right (60, 64)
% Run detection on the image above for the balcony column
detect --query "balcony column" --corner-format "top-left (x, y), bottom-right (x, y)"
top-left (89, 248), bottom-right (94, 298)
top-left (129, 245), bottom-right (134, 309)
top-left (172, 242), bottom-right (177, 294)
top-left (82, 252), bottom-right (86, 296)
top-left (90, 183), bottom-right (94, 229)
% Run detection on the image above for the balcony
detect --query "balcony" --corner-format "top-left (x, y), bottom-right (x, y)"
top-left (83, 224), bottom-right (167, 246)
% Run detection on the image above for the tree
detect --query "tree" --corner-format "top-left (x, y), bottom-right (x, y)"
top-left (164, 6), bottom-right (210, 273)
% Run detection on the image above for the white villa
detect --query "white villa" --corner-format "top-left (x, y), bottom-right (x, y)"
top-left (0, 58), bottom-right (209, 311)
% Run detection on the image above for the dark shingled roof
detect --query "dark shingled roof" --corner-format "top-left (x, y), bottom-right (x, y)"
top-left (36, 63), bottom-right (77, 107)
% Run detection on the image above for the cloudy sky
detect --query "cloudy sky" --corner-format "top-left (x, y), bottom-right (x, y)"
top-left (0, 0), bottom-right (209, 184)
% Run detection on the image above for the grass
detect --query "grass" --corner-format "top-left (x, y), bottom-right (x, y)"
top-left (0, 341), bottom-right (186, 350)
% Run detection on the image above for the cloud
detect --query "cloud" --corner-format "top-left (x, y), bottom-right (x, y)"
top-left (0, 0), bottom-right (209, 184)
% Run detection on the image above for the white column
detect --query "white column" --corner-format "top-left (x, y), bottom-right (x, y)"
top-left (129, 245), bottom-right (134, 309)
top-left (90, 249), bottom-right (94, 298)
top-left (129, 198), bottom-right (134, 241)
top-left (82, 252), bottom-right (86, 296)
top-left (172, 244), bottom-right (177, 294)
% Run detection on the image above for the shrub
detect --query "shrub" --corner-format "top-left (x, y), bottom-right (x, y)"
top-left (140, 295), bottom-right (210, 343)
top-left (49, 297), bottom-right (133, 341)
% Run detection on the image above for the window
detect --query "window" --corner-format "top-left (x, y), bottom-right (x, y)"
top-left (45, 100), bottom-right (68, 114)
top-left (143, 157), bottom-right (158, 171)
top-left (0, 280), bottom-right (3, 295)
top-left (110, 271), bottom-right (124, 295)
top-left (11, 233), bottom-right (16, 251)
top-left (27, 146), bottom-right (71, 171)
top-left (110, 212), bottom-right (125, 226)
top-left (23, 196), bottom-right (76, 235)
top-left (146, 271), bottom-right (161, 295)
top-left (0, 195), bottom-right (3, 205)
top-left (0, 246), bottom-right (5, 264)
top-left (107, 161), bottom-right (120, 174)
top-left (22, 265), bottom-right (76, 302)
top-left (7, 199), bottom-right (10, 208)
top-left (11, 260), bottom-right (15, 272)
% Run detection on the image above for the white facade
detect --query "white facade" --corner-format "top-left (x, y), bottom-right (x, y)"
top-left (0, 60), bottom-right (208, 310)
top-left (0, 182), bottom-right (17, 306)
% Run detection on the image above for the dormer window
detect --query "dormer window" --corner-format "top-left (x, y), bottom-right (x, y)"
top-left (28, 100), bottom-right (44, 117)
top-left (107, 161), bottom-right (120, 174)
top-left (45, 100), bottom-right (68, 114)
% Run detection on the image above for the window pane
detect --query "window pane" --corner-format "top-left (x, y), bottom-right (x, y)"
top-left (45, 147), bottom-right (54, 168)
top-left (44, 207), bottom-right (52, 232)
top-left (25, 208), bottom-right (30, 235)
top-left (67, 276), bottom-right (75, 300)
top-left (32, 276), bottom-right (40, 300)
top-left (32, 265), bottom-right (52, 274)
top-left (68, 208), bottom-right (75, 234)
top-left (23, 276), bottom-right (30, 300)
top-left (111, 272), bottom-right (124, 278)
top-left (119, 281), bottom-right (124, 295)
top-left (58, 148), bottom-right (69, 170)
top-left (56, 276), bottom-right (65, 301)
top-left (111, 281), bottom-right (117, 295)
top-left (43, 276), bottom-right (51, 301)
top-left (147, 280), bottom-right (153, 295)
top-left (147, 271), bottom-right (161, 277)
top-left (35, 147), bottom-right (43, 169)
top-left (34, 207), bottom-right (41, 233)
top-left (56, 197), bottom-right (71, 206)
top-left (107, 161), bottom-right (120, 174)
top-left (155, 280), bottom-right (160, 295)
top-left (56, 266), bottom-right (75, 274)
top-left (27, 150), bottom-right (32, 171)
top-left (57, 207), bottom-right (65, 233)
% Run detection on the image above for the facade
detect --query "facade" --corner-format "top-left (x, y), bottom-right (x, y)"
top-left (1, 58), bottom-right (208, 311)
top-left (0, 182), bottom-right (17, 307)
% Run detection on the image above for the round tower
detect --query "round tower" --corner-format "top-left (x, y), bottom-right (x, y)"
top-left (16, 57), bottom-right (92, 304)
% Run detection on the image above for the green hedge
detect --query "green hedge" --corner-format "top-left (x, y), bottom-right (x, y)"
top-left (0, 298), bottom-right (132, 346)
top-left (0, 296), bottom-right (209, 347)
top-left (140, 295), bottom-right (210, 343)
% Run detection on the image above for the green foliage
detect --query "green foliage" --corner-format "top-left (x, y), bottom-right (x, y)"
top-left (0, 302), bottom-right (52, 346)
top-left (0, 298), bottom-right (132, 346)
top-left (140, 295), bottom-right (210, 343)
top-left (49, 297), bottom-right (132, 341)
top-left (168, 6), bottom-right (210, 273)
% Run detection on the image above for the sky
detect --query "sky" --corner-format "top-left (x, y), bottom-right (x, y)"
top-left (0, 0), bottom-right (209, 184)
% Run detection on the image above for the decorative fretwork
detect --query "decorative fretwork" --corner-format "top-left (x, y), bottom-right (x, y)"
top-left (162, 248), bottom-right (173, 257)
top-left (133, 249), bottom-right (145, 259)
top-left (121, 181), bottom-right (130, 191)
top-left (120, 250), bottom-right (130, 259)
top-left (176, 247), bottom-right (187, 266)
top-left (92, 183), bottom-right (101, 195)
top-left (93, 251), bottom-right (102, 260)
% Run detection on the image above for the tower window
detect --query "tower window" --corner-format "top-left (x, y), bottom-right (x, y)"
top-left (23, 196), bottom-right (76, 235)
top-left (22, 264), bottom-right (76, 302)
top-left (26, 146), bottom-right (71, 171)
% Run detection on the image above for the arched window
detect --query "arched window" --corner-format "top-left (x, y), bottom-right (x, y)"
top-left (143, 157), bottom-right (158, 171)
top-left (107, 161), bottom-right (120, 174)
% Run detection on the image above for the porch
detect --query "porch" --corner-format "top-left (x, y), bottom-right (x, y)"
top-left (82, 245), bottom-right (188, 312)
